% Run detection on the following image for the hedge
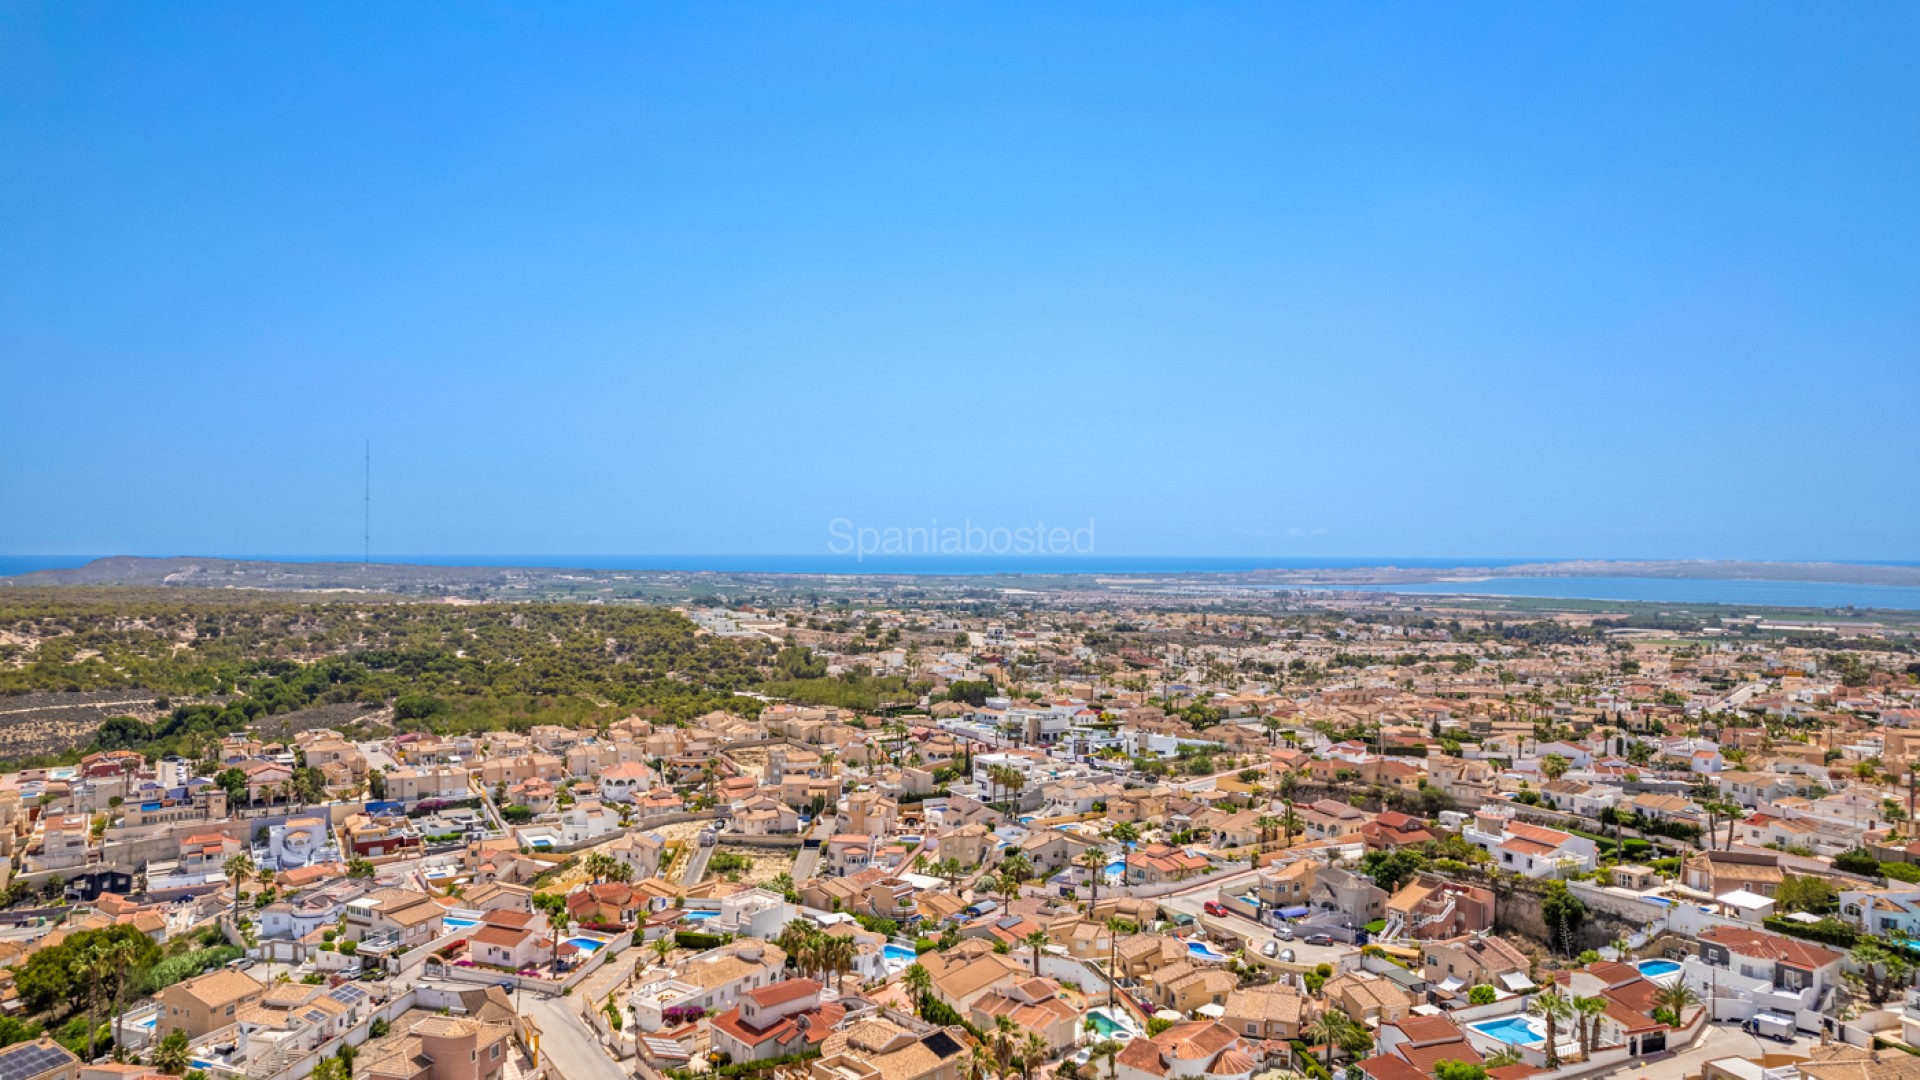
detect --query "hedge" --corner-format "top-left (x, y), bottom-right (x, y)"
top-left (674, 931), bottom-right (729, 951)
top-left (1762, 914), bottom-right (1857, 948)
top-left (1291, 1041), bottom-right (1333, 1080)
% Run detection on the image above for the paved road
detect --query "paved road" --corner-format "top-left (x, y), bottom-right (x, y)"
top-left (792, 821), bottom-right (828, 881)
top-left (1622, 1021), bottom-right (1817, 1080)
top-left (523, 993), bottom-right (630, 1080)
top-left (681, 842), bottom-right (715, 886)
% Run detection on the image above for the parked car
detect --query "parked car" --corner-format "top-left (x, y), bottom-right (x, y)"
top-left (1260, 940), bottom-right (1279, 958)
top-left (1274, 925), bottom-right (1294, 941)
top-left (1278, 949), bottom-right (1295, 963)
top-left (1203, 901), bottom-right (1229, 917)
top-left (1304, 933), bottom-right (1333, 946)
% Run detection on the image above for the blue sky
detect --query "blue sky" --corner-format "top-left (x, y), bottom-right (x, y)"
top-left (3, 4), bottom-right (1917, 561)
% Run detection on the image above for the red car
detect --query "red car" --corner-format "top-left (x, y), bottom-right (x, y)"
top-left (1203, 901), bottom-right (1229, 917)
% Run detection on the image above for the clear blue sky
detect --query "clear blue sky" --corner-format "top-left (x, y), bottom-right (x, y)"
top-left (4, 4), bottom-right (1917, 562)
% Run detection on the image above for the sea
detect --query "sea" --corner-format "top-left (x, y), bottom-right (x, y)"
top-left (1291, 576), bottom-right (1920, 611)
top-left (2, 554), bottom-right (1919, 610)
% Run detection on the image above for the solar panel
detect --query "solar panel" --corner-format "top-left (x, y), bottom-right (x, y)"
top-left (0, 1042), bottom-right (73, 1080)
top-left (328, 984), bottom-right (369, 1006)
top-left (922, 1032), bottom-right (963, 1060)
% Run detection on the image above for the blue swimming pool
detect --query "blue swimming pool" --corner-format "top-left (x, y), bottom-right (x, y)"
top-left (566, 936), bottom-right (604, 952)
top-left (443, 917), bottom-right (478, 930)
top-left (1087, 1008), bottom-right (1135, 1038)
top-left (1637, 958), bottom-right (1681, 977)
top-left (1186, 941), bottom-right (1230, 961)
top-left (883, 944), bottom-right (917, 963)
top-left (1471, 1016), bottom-right (1543, 1046)
top-left (682, 910), bottom-right (720, 922)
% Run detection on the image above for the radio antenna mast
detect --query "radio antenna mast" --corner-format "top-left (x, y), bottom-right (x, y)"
top-left (363, 440), bottom-right (370, 566)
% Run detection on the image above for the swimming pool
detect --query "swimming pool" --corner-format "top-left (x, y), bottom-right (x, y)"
top-left (1470, 1016), bottom-right (1544, 1046)
top-left (882, 944), bottom-right (917, 963)
top-left (566, 936), bottom-right (604, 952)
top-left (1637, 958), bottom-right (1682, 978)
top-left (682, 910), bottom-right (720, 922)
top-left (1086, 1007), bottom-right (1136, 1040)
top-left (443, 917), bottom-right (478, 930)
top-left (1186, 941), bottom-right (1230, 962)
top-left (1104, 860), bottom-right (1127, 881)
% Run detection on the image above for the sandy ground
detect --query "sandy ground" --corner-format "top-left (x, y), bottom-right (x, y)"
top-left (545, 819), bottom-right (716, 889)
top-left (723, 746), bottom-right (770, 776)
top-left (708, 842), bottom-right (796, 887)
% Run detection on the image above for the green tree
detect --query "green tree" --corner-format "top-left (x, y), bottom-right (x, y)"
top-left (1572, 996), bottom-right (1607, 1060)
top-left (1528, 987), bottom-right (1573, 1068)
top-left (903, 963), bottom-right (933, 1013)
top-left (1835, 847), bottom-right (1882, 876)
top-left (152, 1031), bottom-right (192, 1076)
top-left (1540, 880), bottom-right (1587, 955)
top-left (213, 767), bottom-right (249, 806)
top-left (1468, 985), bottom-right (1497, 1006)
top-left (1775, 874), bottom-right (1837, 915)
top-left (224, 852), bottom-right (256, 920)
top-left (1433, 1063), bottom-right (1487, 1080)
top-left (1358, 849), bottom-right (1427, 894)
top-left (1654, 980), bottom-right (1700, 1024)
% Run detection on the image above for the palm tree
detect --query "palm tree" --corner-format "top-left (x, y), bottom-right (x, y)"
top-left (78, 940), bottom-right (109, 1061)
top-left (1654, 980), bottom-right (1701, 1025)
top-left (1305, 1011), bottom-right (1350, 1071)
top-left (1255, 815), bottom-right (1280, 853)
top-left (1020, 1033), bottom-right (1049, 1080)
top-left (650, 936), bottom-right (673, 968)
top-left (964, 1048), bottom-right (992, 1080)
top-left (820, 935), bottom-right (857, 992)
top-left (1023, 929), bottom-right (1050, 978)
top-left (1279, 804), bottom-right (1301, 852)
top-left (224, 852), bottom-right (256, 921)
top-left (1078, 848), bottom-right (1108, 905)
top-left (584, 852), bottom-right (616, 883)
top-left (999, 767), bottom-right (1027, 812)
top-left (1853, 941), bottom-right (1891, 1003)
top-left (152, 1031), bottom-right (192, 1075)
top-left (776, 921), bottom-right (820, 980)
top-left (991, 1017), bottom-right (1019, 1080)
top-left (1528, 987), bottom-right (1574, 1067)
top-left (1105, 918), bottom-right (1132, 1010)
top-left (101, 937), bottom-right (140, 1059)
top-left (904, 962), bottom-right (933, 1013)
top-left (1572, 995), bottom-right (1607, 1060)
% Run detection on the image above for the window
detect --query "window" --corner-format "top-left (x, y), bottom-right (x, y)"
top-left (491, 1045), bottom-right (501, 1060)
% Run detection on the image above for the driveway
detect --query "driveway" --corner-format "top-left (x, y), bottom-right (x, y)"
top-left (523, 991), bottom-right (631, 1080)
top-left (1611, 1020), bottom-right (1817, 1080)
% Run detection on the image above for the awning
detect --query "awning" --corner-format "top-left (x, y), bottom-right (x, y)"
top-left (1278, 906), bottom-right (1310, 918)
top-left (1501, 972), bottom-right (1536, 992)
top-left (1437, 976), bottom-right (1466, 993)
